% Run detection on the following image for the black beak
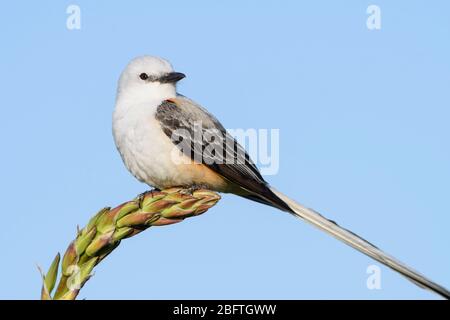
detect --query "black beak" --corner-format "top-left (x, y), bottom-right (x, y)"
top-left (159, 72), bottom-right (186, 83)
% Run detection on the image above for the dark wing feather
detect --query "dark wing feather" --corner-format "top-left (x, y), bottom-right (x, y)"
top-left (155, 98), bottom-right (292, 212)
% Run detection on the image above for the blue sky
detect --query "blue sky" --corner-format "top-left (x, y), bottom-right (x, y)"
top-left (1, 1), bottom-right (449, 299)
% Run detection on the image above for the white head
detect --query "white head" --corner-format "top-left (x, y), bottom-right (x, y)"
top-left (116, 56), bottom-right (185, 103)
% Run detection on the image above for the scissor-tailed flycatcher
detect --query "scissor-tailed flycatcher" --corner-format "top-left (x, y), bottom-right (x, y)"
top-left (113, 56), bottom-right (449, 298)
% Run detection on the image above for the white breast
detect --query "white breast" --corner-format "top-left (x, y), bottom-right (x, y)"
top-left (113, 100), bottom-right (190, 189)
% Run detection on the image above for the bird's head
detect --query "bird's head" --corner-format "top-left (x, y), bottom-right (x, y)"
top-left (117, 56), bottom-right (185, 102)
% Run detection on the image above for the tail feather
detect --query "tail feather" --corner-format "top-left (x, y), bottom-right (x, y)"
top-left (270, 187), bottom-right (450, 299)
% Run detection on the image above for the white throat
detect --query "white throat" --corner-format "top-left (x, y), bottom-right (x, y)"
top-left (116, 83), bottom-right (176, 111)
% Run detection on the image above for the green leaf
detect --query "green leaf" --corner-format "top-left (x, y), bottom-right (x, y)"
top-left (44, 253), bottom-right (61, 295)
top-left (85, 208), bottom-right (110, 232)
top-left (75, 227), bottom-right (97, 256)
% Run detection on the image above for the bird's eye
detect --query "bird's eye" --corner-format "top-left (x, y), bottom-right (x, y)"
top-left (139, 73), bottom-right (149, 80)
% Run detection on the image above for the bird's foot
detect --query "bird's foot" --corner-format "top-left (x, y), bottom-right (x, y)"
top-left (137, 188), bottom-right (161, 201)
top-left (180, 184), bottom-right (209, 195)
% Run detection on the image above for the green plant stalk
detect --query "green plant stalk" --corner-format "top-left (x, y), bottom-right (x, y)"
top-left (39, 187), bottom-right (220, 300)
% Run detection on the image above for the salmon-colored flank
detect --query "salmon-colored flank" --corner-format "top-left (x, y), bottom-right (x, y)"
top-left (165, 98), bottom-right (177, 104)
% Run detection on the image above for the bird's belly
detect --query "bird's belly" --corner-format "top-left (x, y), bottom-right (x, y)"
top-left (114, 114), bottom-right (228, 191)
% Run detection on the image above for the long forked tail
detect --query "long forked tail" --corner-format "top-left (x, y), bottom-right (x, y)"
top-left (270, 188), bottom-right (450, 299)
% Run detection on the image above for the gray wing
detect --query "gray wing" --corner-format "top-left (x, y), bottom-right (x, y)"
top-left (155, 96), bottom-right (292, 211)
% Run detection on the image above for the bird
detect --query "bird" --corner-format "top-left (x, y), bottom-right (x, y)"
top-left (113, 55), bottom-right (449, 299)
